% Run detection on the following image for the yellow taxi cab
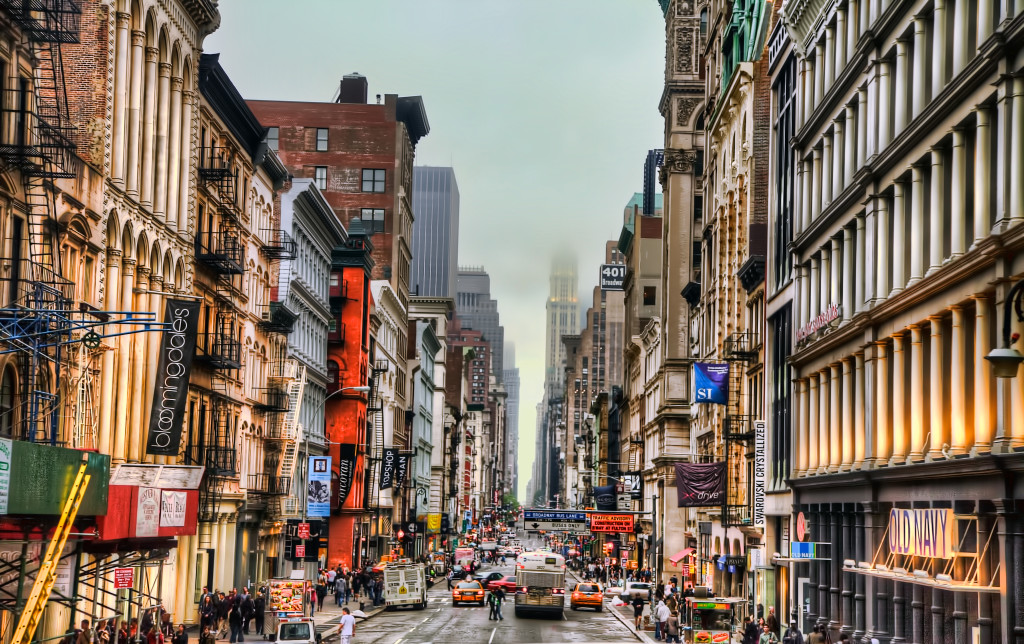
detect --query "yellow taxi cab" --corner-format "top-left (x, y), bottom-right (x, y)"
top-left (570, 582), bottom-right (603, 611)
top-left (452, 580), bottom-right (485, 606)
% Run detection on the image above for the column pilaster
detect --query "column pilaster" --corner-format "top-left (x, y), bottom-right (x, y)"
top-left (111, 12), bottom-right (131, 183)
top-left (929, 315), bottom-right (947, 460)
top-left (891, 181), bottom-right (906, 295)
top-left (912, 15), bottom-right (928, 118)
top-left (973, 106), bottom-right (992, 245)
top-left (973, 294), bottom-right (994, 453)
top-left (878, 58), bottom-right (892, 148)
top-left (822, 245), bottom-right (832, 310)
top-left (127, 267), bottom-right (150, 461)
top-left (950, 305), bottom-right (969, 454)
top-left (141, 46), bottom-right (159, 208)
top-left (908, 324), bottom-right (925, 461)
top-left (810, 256), bottom-right (820, 327)
top-left (1010, 75), bottom-right (1024, 227)
top-left (808, 373), bottom-right (820, 473)
top-left (819, 370), bottom-right (829, 474)
top-left (841, 358), bottom-right (854, 470)
top-left (909, 164), bottom-right (926, 284)
top-left (952, 0), bottom-right (969, 74)
top-left (932, 0), bottom-right (947, 96)
top-left (929, 147), bottom-right (946, 273)
top-left (178, 89), bottom-right (195, 234)
top-left (842, 226), bottom-right (854, 323)
top-left (853, 352), bottom-right (866, 468)
top-left (855, 214), bottom-right (866, 313)
top-left (797, 378), bottom-right (810, 476)
top-left (894, 40), bottom-right (909, 134)
top-left (812, 148), bottom-right (823, 219)
top-left (856, 88), bottom-right (868, 169)
top-left (166, 76), bottom-right (183, 234)
top-left (951, 128), bottom-right (968, 256)
top-left (824, 26), bottom-right (835, 90)
top-left (97, 249), bottom-right (121, 457)
top-left (830, 237), bottom-right (841, 310)
top-left (113, 258), bottom-right (136, 463)
top-left (822, 134), bottom-right (834, 207)
top-left (154, 61), bottom-right (172, 218)
top-left (844, 105), bottom-right (856, 186)
top-left (874, 195), bottom-right (889, 304)
top-left (836, 8), bottom-right (847, 75)
top-left (126, 29), bottom-right (145, 196)
top-left (890, 332), bottom-right (907, 464)
top-left (814, 45), bottom-right (825, 108)
top-left (830, 363), bottom-right (841, 472)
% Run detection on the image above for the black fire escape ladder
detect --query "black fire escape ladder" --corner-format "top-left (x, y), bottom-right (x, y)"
top-left (721, 331), bottom-right (759, 528)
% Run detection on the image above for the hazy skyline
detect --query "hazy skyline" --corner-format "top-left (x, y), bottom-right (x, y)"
top-left (205, 0), bottom-right (665, 500)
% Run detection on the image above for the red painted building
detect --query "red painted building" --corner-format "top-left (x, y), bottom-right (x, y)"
top-left (248, 75), bottom-right (428, 311)
top-left (325, 224), bottom-right (374, 569)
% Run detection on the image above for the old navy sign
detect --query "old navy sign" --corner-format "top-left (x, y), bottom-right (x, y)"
top-left (888, 508), bottom-right (954, 558)
top-left (146, 299), bottom-right (201, 455)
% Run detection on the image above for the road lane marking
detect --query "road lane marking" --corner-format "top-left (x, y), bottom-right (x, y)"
top-left (488, 628), bottom-right (497, 644)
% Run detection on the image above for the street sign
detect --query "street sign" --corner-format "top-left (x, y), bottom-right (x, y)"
top-left (589, 513), bottom-right (635, 533)
top-left (114, 568), bottom-right (134, 589)
top-left (295, 545), bottom-right (306, 558)
top-left (297, 522), bottom-right (311, 539)
top-left (522, 510), bottom-right (588, 532)
top-left (600, 264), bottom-right (626, 290)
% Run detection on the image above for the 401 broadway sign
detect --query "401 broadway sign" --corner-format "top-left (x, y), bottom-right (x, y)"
top-left (147, 300), bottom-right (201, 456)
top-left (888, 508), bottom-right (954, 558)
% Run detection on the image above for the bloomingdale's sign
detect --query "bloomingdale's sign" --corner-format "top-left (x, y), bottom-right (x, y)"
top-left (796, 303), bottom-right (840, 342)
top-left (147, 299), bottom-right (201, 456)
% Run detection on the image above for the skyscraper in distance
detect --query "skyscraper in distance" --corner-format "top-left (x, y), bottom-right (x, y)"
top-left (544, 253), bottom-right (579, 391)
top-left (411, 166), bottom-right (460, 297)
top-left (503, 342), bottom-right (520, 496)
top-left (456, 267), bottom-right (504, 380)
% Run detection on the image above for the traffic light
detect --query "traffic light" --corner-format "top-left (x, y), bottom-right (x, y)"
top-left (604, 542), bottom-right (614, 553)
top-left (397, 529), bottom-right (405, 540)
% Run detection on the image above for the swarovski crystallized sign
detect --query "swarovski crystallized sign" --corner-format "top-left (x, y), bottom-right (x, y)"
top-left (888, 508), bottom-right (954, 558)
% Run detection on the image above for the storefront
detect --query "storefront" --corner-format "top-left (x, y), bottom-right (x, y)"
top-left (789, 454), bottom-right (1024, 643)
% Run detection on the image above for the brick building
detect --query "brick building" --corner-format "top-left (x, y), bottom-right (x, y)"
top-left (248, 74), bottom-right (429, 311)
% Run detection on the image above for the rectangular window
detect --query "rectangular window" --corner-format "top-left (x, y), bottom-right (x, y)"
top-left (267, 127), bottom-right (279, 151)
top-left (314, 166), bottom-right (327, 190)
top-left (316, 128), bottom-right (328, 152)
top-left (643, 286), bottom-right (657, 306)
top-left (772, 55), bottom-right (796, 290)
top-left (360, 208), bottom-right (385, 233)
top-left (361, 168), bottom-right (386, 193)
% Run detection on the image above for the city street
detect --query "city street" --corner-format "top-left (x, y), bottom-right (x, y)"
top-left (344, 561), bottom-right (638, 644)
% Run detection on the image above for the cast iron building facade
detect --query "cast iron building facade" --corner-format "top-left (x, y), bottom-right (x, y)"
top-left (411, 166), bottom-right (460, 297)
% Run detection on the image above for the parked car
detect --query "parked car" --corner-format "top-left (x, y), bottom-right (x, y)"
top-left (570, 582), bottom-right (603, 611)
top-left (452, 580), bottom-right (485, 606)
top-left (621, 581), bottom-right (651, 601)
top-left (487, 575), bottom-right (518, 592)
top-left (604, 584), bottom-right (624, 598)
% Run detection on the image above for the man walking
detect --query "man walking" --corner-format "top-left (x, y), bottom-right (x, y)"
top-left (339, 607), bottom-right (356, 644)
top-left (492, 586), bottom-right (505, 621)
top-left (783, 621), bottom-right (805, 644)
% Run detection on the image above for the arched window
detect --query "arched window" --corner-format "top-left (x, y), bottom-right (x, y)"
top-left (0, 366), bottom-right (15, 436)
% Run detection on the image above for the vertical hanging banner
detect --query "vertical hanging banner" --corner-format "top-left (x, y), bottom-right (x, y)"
top-left (336, 444), bottom-right (357, 506)
top-left (753, 420), bottom-right (767, 529)
top-left (394, 452), bottom-right (410, 488)
top-left (379, 448), bottom-right (398, 489)
top-left (307, 456), bottom-right (331, 517)
top-left (693, 363), bottom-right (729, 405)
top-left (146, 299), bottom-right (201, 455)
top-left (0, 438), bottom-right (10, 515)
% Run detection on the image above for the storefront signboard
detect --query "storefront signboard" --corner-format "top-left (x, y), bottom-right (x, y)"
top-left (888, 508), bottom-right (954, 558)
top-left (135, 487), bottom-right (160, 537)
top-left (790, 542), bottom-right (816, 559)
top-left (160, 491), bottom-right (187, 527)
top-left (753, 420), bottom-right (766, 529)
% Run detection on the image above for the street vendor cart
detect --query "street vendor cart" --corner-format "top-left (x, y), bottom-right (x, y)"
top-left (683, 596), bottom-right (745, 644)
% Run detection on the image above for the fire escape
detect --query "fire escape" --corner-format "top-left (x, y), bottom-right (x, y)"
top-left (189, 145), bottom-right (245, 525)
top-left (248, 195), bottom-right (298, 513)
top-left (721, 331), bottom-right (759, 528)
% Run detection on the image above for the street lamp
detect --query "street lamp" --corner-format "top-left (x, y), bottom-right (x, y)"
top-left (325, 385), bottom-right (371, 400)
top-left (985, 278), bottom-right (1024, 378)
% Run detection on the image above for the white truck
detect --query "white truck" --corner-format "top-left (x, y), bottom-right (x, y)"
top-left (383, 560), bottom-right (428, 610)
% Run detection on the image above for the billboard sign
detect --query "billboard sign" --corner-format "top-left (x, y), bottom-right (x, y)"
top-left (674, 462), bottom-right (727, 507)
top-left (146, 299), bottom-right (201, 455)
top-left (307, 456), bottom-right (331, 517)
top-left (589, 513), bottom-right (635, 533)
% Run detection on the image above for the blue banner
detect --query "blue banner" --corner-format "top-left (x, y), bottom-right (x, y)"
top-left (307, 456), bottom-right (331, 517)
top-left (693, 362), bottom-right (729, 404)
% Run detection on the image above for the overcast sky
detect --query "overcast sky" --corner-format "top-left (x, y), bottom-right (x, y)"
top-left (206, 0), bottom-right (665, 501)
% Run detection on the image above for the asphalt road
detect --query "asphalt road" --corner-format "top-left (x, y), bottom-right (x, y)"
top-left (347, 558), bottom-right (638, 644)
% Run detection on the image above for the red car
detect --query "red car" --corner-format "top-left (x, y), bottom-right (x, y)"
top-left (487, 575), bottom-right (518, 592)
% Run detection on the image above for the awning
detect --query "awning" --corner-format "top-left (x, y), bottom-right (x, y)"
top-left (669, 548), bottom-right (695, 564)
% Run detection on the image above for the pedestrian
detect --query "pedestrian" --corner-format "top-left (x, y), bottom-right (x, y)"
top-left (199, 627), bottom-right (215, 644)
top-left (316, 578), bottom-right (328, 611)
top-left (632, 596), bottom-right (645, 631)
top-left (171, 625), bottom-right (187, 644)
top-left (808, 625), bottom-right (828, 644)
top-left (655, 598), bottom-right (670, 641)
top-left (492, 586), bottom-right (505, 620)
top-left (140, 610), bottom-right (154, 640)
top-left (241, 590), bottom-right (255, 634)
top-left (339, 607), bottom-right (356, 644)
top-left (665, 610), bottom-right (681, 643)
top-left (253, 592), bottom-right (265, 636)
top-left (228, 604), bottom-right (244, 644)
top-left (335, 575), bottom-right (347, 606)
top-left (351, 575), bottom-right (361, 602)
top-left (767, 607), bottom-right (780, 636)
top-left (145, 627), bottom-right (163, 644)
top-left (117, 622), bottom-right (129, 644)
top-left (760, 624), bottom-right (780, 644)
top-left (743, 616), bottom-right (760, 644)
top-left (96, 620), bottom-right (109, 644)
top-left (216, 593), bottom-right (229, 638)
top-left (374, 578), bottom-right (384, 606)
top-left (446, 569), bottom-right (454, 591)
top-left (783, 621), bottom-right (805, 644)
top-left (305, 582), bottom-right (317, 616)
top-left (76, 620), bottom-right (94, 644)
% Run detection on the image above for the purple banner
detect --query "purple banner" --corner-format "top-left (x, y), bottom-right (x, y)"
top-left (674, 462), bottom-right (727, 507)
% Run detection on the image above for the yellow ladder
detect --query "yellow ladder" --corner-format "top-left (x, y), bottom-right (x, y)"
top-left (11, 461), bottom-right (91, 644)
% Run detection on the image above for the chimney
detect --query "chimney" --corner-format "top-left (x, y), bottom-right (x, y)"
top-left (338, 73), bottom-right (368, 104)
